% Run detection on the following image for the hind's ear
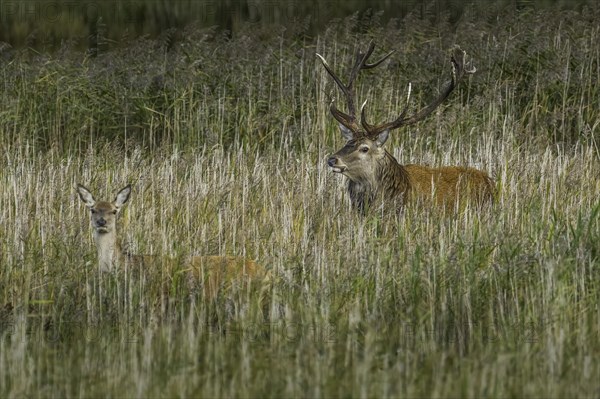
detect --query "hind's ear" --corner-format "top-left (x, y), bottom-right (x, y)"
top-left (77, 184), bottom-right (96, 208)
top-left (114, 184), bottom-right (131, 208)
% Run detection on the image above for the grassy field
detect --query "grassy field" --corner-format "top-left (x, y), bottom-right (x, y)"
top-left (0, 4), bottom-right (599, 398)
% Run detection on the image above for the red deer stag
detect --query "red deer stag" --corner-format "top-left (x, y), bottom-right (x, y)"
top-left (317, 43), bottom-right (494, 212)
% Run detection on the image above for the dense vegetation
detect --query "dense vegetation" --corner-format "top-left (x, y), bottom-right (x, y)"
top-left (0, 2), bottom-right (598, 397)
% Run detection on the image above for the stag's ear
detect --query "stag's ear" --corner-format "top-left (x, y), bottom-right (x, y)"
top-left (338, 124), bottom-right (354, 141)
top-left (114, 184), bottom-right (132, 209)
top-left (77, 184), bottom-right (96, 208)
top-left (375, 130), bottom-right (389, 147)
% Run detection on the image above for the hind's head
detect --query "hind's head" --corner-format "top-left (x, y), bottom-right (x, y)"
top-left (77, 184), bottom-right (131, 235)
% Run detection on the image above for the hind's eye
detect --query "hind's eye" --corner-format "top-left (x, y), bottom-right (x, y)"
top-left (112, 210), bottom-right (118, 215)
top-left (91, 209), bottom-right (97, 214)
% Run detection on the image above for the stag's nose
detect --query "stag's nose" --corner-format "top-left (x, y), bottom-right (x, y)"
top-left (327, 157), bottom-right (337, 167)
top-left (96, 218), bottom-right (106, 227)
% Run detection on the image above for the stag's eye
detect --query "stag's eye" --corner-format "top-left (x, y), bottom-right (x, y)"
top-left (112, 210), bottom-right (118, 215)
top-left (359, 146), bottom-right (369, 153)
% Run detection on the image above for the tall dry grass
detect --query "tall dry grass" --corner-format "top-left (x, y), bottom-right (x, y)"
top-left (0, 4), bottom-right (599, 398)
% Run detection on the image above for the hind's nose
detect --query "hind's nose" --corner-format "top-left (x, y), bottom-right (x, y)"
top-left (96, 218), bottom-right (106, 227)
top-left (327, 157), bottom-right (337, 167)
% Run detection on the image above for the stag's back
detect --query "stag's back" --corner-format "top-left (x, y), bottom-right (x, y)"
top-left (405, 164), bottom-right (495, 209)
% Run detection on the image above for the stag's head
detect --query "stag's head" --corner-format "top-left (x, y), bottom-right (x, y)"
top-left (326, 126), bottom-right (391, 184)
top-left (318, 43), bottom-right (475, 184)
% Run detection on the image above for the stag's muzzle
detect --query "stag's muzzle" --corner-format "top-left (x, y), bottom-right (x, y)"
top-left (327, 156), bottom-right (346, 173)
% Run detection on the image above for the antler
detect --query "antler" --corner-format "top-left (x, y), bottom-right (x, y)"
top-left (360, 45), bottom-right (476, 136)
top-left (316, 41), bottom-right (394, 136)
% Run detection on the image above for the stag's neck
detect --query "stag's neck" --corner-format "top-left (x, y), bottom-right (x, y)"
top-left (377, 151), bottom-right (411, 201)
top-left (348, 151), bottom-right (411, 211)
top-left (93, 231), bottom-right (125, 272)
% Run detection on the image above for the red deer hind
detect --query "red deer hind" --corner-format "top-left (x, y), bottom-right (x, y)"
top-left (317, 42), bottom-right (494, 212)
top-left (77, 184), bottom-right (268, 301)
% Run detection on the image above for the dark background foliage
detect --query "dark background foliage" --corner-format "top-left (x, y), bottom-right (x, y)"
top-left (0, 0), bottom-right (597, 152)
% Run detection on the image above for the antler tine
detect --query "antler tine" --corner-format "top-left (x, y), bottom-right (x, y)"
top-left (317, 41), bottom-right (394, 136)
top-left (363, 46), bottom-right (475, 137)
top-left (317, 52), bottom-right (362, 133)
top-left (330, 100), bottom-right (363, 133)
top-left (346, 42), bottom-right (375, 95)
top-left (363, 49), bottom-right (395, 70)
top-left (361, 82), bottom-right (411, 135)
top-left (361, 93), bottom-right (410, 134)
top-left (316, 53), bottom-right (352, 104)
top-left (347, 41), bottom-right (395, 111)
top-left (360, 100), bottom-right (377, 134)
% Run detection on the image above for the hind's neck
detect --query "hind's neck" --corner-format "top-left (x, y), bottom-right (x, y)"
top-left (94, 231), bottom-right (124, 272)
